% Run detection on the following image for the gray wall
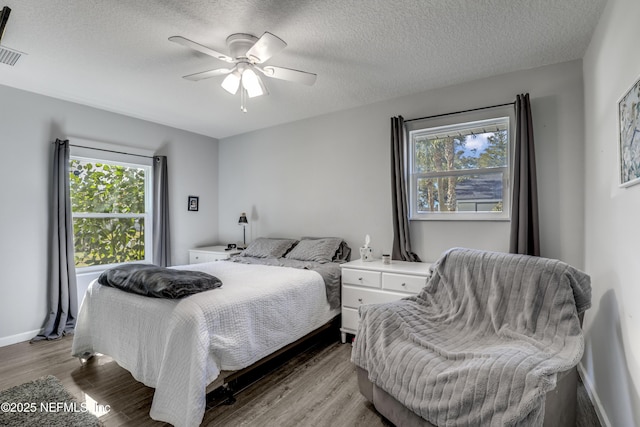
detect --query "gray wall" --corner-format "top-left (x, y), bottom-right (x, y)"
top-left (583, 0), bottom-right (640, 425)
top-left (0, 84), bottom-right (219, 346)
top-left (218, 60), bottom-right (585, 268)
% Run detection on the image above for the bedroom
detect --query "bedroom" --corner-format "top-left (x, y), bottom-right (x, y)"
top-left (0, 0), bottom-right (638, 426)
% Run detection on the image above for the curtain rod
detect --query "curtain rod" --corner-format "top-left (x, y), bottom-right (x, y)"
top-left (68, 143), bottom-right (155, 159)
top-left (404, 101), bottom-right (515, 123)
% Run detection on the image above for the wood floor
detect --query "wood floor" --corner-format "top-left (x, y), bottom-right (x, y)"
top-left (0, 330), bottom-right (601, 427)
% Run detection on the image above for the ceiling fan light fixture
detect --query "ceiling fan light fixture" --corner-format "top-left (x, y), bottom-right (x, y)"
top-left (242, 68), bottom-right (266, 98)
top-left (221, 71), bottom-right (240, 94)
top-left (171, 31), bottom-right (316, 113)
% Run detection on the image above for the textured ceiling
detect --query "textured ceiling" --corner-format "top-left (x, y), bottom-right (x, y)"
top-left (0, 0), bottom-right (606, 139)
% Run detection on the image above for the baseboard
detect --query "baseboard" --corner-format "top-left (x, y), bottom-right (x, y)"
top-left (0, 329), bottom-right (42, 348)
top-left (577, 362), bottom-right (612, 427)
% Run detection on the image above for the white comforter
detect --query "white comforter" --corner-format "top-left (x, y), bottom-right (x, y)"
top-left (71, 261), bottom-right (338, 427)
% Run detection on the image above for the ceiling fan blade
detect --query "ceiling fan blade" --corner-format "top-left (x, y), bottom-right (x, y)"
top-left (183, 68), bottom-right (233, 81)
top-left (169, 36), bottom-right (234, 63)
top-left (260, 66), bottom-right (317, 86)
top-left (246, 32), bottom-right (287, 64)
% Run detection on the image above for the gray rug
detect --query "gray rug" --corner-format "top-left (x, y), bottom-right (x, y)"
top-left (0, 375), bottom-right (102, 427)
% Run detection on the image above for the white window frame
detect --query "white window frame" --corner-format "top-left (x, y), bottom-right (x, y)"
top-left (406, 106), bottom-right (515, 221)
top-left (70, 141), bottom-right (154, 272)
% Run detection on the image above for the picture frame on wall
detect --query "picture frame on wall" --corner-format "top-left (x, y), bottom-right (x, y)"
top-left (188, 195), bottom-right (199, 211)
top-left (618, 74), bottom-right (640, 188)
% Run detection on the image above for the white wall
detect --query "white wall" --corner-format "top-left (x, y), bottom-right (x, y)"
top-left (218, 60), bottom-right (585, 267)
top-left (0, 84), bottom-right (219, 346)
top-left (582, 0), bottom-right (640, 425)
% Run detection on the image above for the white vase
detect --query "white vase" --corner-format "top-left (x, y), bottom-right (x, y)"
top-left (359, 246), bottom-right (373, 262)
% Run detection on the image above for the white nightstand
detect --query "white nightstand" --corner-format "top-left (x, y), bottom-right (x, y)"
top-left (340, 259), bottom-right (432, 343)
top-left (188, 245), bottom-right (242, 264)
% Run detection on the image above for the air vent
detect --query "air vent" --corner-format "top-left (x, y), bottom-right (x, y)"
top-left (0, 45), bottom-right (22, 66)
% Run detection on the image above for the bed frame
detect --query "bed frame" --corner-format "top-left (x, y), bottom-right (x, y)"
top-left (78, 316), bottom-right (339, 408)
top-left (205, 315), bottom-right (340, 401)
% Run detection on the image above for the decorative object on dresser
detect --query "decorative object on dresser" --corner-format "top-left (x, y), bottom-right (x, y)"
top-left (189, 245), bottom-right (241, 264)
top-left (339, 258), bottom-right (431, 343)
top-left (238, 212), bottom-right (249, 249)
top-left (358, 234), bottom-right (374, 261)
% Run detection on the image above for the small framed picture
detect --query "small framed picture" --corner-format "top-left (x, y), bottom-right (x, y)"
top-left (618, 74), bottom-right (640, 188)
top-left (188, 196), bottom-right (199, 212)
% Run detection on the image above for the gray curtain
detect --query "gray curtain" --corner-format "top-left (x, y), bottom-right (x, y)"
top-left (153, 155), bottom-right (171, 267)
top-left (510, 94), bottom-right (540, 256)
top-left (391, 116), bottom-right (421, 262)
top-left (33, 139), bottom-right (78, 341)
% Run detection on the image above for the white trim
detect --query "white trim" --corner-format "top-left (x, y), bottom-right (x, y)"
top-left (577, 363), bottom-right (612, 427)
top-left (0, 329), bottom-right (43, 348)
top-left (68, 137), bottom-right (154, 166)
top-left (73, 212), bottom-right (145, 219)
top-left (76, 260), bottom-right (149, 274)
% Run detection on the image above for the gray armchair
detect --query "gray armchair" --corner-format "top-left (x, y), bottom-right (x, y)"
top-left (352, 248), bottom-right (591, 426)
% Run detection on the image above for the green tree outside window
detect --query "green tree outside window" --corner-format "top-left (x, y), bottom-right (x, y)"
top-left (69, 158), bottom-right (148, 267)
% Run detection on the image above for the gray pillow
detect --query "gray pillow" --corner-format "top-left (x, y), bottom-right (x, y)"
top-left (285, 237), bottom-right (343, 263)
top-left (240, 237), bottom-right (298, 258)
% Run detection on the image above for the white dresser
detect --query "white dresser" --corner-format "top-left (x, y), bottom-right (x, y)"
top-left (340, 259), bottom-right (432, 343)
top-left (188, 245), bottom-right (241, 264)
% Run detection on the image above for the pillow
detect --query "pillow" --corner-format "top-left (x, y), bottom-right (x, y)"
top-left (98, 264), bottom-right (222, 299)
top-left (240, 237), bottom-right (298, 258)
top-left (299, 237), bottom-right (351, 262)
top-left (285, 237), bottom-right (344, 263)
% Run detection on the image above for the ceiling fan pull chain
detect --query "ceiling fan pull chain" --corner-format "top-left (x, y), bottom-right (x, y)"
top-left (240, 88), bottom-right (247, 113)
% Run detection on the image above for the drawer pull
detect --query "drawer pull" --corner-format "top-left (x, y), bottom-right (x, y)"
top-left (358, 277), bottom-right (363, 281)
top-left (358, 298), bottom-right (363, 303)
top-left (401, 283), bottom-right (406, 287)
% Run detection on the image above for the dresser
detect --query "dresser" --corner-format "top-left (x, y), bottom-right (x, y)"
top-left (188, 245), bottom-right (241, 264)
top-left (340, 259), bottom-right (432, 343)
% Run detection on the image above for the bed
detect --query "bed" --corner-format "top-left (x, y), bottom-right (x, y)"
top-left (71, 237), bottom-right (349, 427)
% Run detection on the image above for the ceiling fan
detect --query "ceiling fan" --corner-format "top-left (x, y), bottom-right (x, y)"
top-left (169, 32), bottom-right (317, 112)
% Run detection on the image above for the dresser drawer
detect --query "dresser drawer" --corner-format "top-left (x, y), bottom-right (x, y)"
top-left (382, 272), bottom-right (428, 294)
top-left (189, 252), bottom-right (226, 264)
top-left (341, 307), bottom-right (359, 333)
top-left (342, 286), bottom-right (407, 309)
top-left (342, 268), bottom-right (381, 288)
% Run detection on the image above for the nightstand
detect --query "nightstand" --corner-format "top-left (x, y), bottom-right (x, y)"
top-left (340, 259), bottom-right (432, 343)
top-left (188, 245), bottom-right (242, 264)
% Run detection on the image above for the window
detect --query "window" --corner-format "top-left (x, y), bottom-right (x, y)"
top-left (407, 109), bottom-right (513, 220)
top-left (69, 154), bottom-right (153, 269)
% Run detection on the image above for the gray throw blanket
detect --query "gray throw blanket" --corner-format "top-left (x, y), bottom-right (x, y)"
top-left (351, 248), bottom-right (591, 426)
top-left (99, 264), bottom-right (222, 299)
